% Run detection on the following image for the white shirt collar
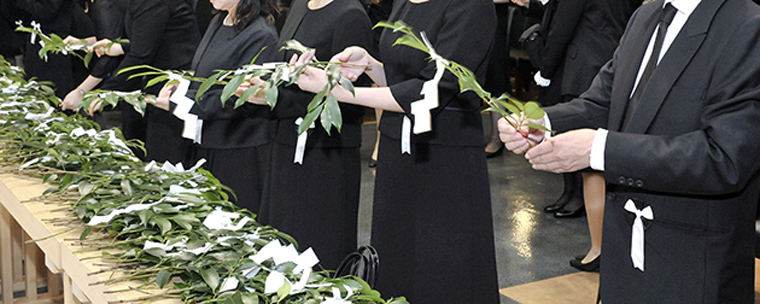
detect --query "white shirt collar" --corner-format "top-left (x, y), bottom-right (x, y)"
top-left (664, 0), bottom-right (701, 17)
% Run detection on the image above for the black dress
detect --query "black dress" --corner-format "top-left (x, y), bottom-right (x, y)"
top-left (256, 0), bottom-right (372, 271)
top-left (185, 14), bottom-right (278, 215)
top-left (372, 0), bottom-right (499, 302)
top-left (100, 0), bottom-right (199, 163)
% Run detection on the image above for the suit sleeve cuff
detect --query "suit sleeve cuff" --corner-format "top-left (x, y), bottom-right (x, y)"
top-left (590, 128), bottom-right (607, 171)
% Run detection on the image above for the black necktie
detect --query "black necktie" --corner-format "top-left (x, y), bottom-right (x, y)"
top-left (623, 3), bottom-right (678, 127)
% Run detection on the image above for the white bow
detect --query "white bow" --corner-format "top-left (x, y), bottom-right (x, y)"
top-left (30, 21), bottom-right (41, 44)
top-left (624, 199), bottom-right (653, 272)
top-left (293, 117), bottom-right (315, 164)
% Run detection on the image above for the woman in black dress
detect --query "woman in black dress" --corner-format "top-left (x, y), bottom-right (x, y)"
top-left (88, 0), bottom-right (200, 163)
top-left (152, 0), bottom-right (280, 214)
top-left (293, 0), bottom-right (500, 302)
top-left (254, 0), bottom-right (373, 271)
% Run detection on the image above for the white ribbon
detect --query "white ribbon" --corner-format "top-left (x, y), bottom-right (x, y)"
top-left (30, 21), bottom-right (41, 44)
top-left (401, 116), bottom-right (412, 154)
top-left (168, 75), bottom-right (203, 144)
top-left (293, 117), bottom-right (315, 164)
top-left (624, 199), bottom-right (653, 272)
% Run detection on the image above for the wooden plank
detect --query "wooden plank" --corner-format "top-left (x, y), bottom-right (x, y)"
top-left (0, 204), bottom-right (15, 304)
top-left (25, 232), bottom-right (39, 300)
top-left (12, 218), bottom-right (22, 286)
top-left (499, 272), bottom-right (599, 304)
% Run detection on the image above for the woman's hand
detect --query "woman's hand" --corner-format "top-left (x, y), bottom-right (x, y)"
top-left (330, 46), bottom-right (372, 82)
top-left (290, 51), bottom-right (329, 94)
top-left (150, 83), bottom-right (176, 111)
top-left (63, 35), bottom-right (96, 46)
top-left (235, 77), bottom-right (267, 105)
top-left (61, 88), bottom-right (85, 111)
top-left (91, 38), bottom-right (124, 57)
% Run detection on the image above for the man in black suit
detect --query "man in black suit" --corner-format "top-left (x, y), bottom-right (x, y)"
top-left (500, 0), bottom-right (760, 302)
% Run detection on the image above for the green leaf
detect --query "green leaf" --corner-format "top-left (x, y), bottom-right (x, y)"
top-left (236, 85), bottom-right (260, 109)
top-left (153, 217), bottom-right (172, 234)
top-left (196, 72), bottom-right (221, 101)
top-left (221, 74), bottom-right (246, 107)
top-left (79, 226), bottom-right (92, 240)
top-left (523, 101), bottom-right (545, 120)
top-left (145, 74), bottom-right (170, 88)
top-left (320, 94), bottom-right (342, 135)
top-left (156, 269), bottom-right (172, 288)
top-left (338, 76), bottom-right (355, 96)
top-left (276, 280), bottom-right (291, 303)
top-left (526, 122), bottom-right (552, 133)
top-left (200, 268), bottom-right (220, 291)
top-left (299, 105), bottom-right (321, 136)
top-left (264, 83), bottom-right (278, 109)
top-left (393, 35), bottom-right (429, 53)
top-left (120, 179), bottom-right (133, 196)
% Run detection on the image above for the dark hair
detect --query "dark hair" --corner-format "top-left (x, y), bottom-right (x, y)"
top-left (233, 0), bottom-right (281, 31)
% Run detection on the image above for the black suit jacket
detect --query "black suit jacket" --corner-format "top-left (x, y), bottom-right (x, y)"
top-left (540, 0), bottom-right (639, 98)
top-left (546, 0), bottom-right (760, 302)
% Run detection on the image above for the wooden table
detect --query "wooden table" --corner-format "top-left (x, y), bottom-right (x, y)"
top-left (0, 174), bottom-right (180, 304)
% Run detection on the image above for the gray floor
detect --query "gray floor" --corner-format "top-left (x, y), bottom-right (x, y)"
top-left (356, 115), bottom-right (590, 304)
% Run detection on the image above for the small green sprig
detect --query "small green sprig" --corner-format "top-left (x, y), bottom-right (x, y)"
top-left (80, 89), bottom-right (154, 116)
top-left (374, 21), bottom-right (552, 133)
top-left (15, 23), bottom-right (129, 68)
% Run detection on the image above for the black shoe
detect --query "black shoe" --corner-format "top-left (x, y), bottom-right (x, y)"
top-left (570, 255), bottom-right (600, 272)
top-left (485, 146), bottom-right (504, 158)
top-left (554, 197), bottom-right (585, 218)
top-left (368, 157), bottom-right (377, 168)
top-left (544, 192), bottom-right (571, 213)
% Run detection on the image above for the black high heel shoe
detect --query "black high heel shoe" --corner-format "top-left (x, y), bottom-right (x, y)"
top-left (544, 191), bottom-right (571, 213)
top-left (570, 255), bottom-right (600, 272)
top-left (485, 145), bottom-right (504, 158)
top-left (554, 196), bottom-right (585, 218)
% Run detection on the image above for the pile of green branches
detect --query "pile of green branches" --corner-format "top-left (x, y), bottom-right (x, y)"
top-left (0, 55), bottom-right (407, 304)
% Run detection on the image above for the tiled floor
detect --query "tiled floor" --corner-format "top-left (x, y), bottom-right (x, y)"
top-left (356, 115), bottom-right (591, 304)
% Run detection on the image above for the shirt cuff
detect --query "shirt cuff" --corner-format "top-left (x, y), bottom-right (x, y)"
top-left (589, 128), bottom-right (607, 171)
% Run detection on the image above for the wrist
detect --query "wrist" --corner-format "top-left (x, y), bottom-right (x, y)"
top-left (77, 88), bottom-right (86, 95)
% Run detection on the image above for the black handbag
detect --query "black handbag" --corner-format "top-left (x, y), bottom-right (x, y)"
top-left (332, 245), bottom-right (379, 287)
top-left (519, 23), bottom-right (543, 69)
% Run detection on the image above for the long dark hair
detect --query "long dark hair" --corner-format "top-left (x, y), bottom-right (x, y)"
top-left (232, 0), bottom-right (281, 31)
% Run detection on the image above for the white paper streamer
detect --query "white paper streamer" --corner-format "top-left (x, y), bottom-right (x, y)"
top-left (399, 32), bottom-right (449, 155)
top-left (401, 116), bottom-right (412, 154)
top-left (88, 201), bottom-right (160, 226)
top-left (293, 117), bottom-right (315, 164)
top-left (168, 76), bottom-right (203, 144)
top-left (624, 199), bottom-right (653, 272)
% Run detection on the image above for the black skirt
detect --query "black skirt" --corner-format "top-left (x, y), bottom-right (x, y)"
top-left (189, 143), bottom-right (272, 214)
top-left (258, 141), bottom-right (361, 270)
top-left (371, 134), bottom-right (500, 304)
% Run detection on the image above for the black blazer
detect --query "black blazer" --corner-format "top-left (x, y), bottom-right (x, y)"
top-left (539, 0), bottom-right (639, 97)
top-left (546, 0), bottom-right (760, 302)
top-left (101, 0), bottom-right (199, 93)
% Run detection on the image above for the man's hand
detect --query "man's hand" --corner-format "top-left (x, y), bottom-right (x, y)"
top-left (498, 115), bottom-right (546, 155)
top-left (525, 129), bottom-right (596, 173)
top-left (511, 0), bottom-right (530, 7)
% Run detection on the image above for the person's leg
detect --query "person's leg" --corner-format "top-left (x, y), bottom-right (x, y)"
top-left (369, 108), bottom-right (382, 167)
top-left (485, 111), bottom-right (505, 156)
top-left (581, 172), bottom-right (604, 263)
